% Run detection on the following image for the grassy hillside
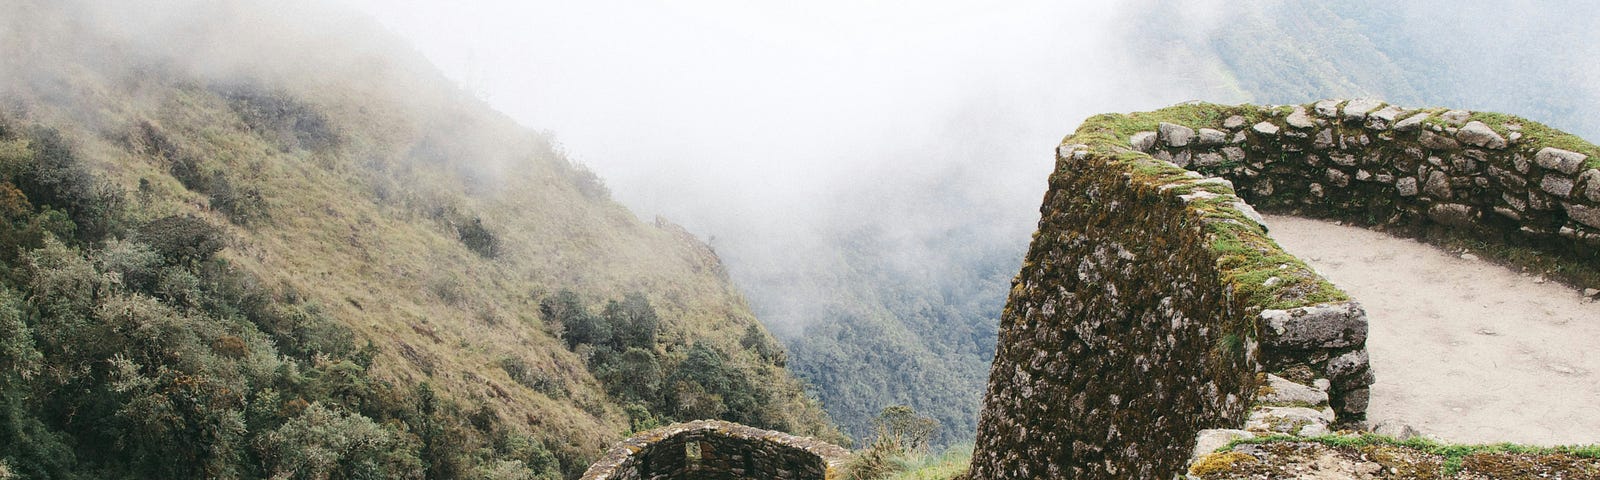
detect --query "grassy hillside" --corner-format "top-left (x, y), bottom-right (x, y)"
top-left (0, 1), bottom-right (836, 478)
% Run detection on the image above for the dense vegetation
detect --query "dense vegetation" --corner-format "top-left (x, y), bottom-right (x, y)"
top-left (0, 121), bottom-right (514, 479)
top-left (0, 1), bottom-right (837, 478)
top-left (761, 216), bottom-right (1014, 447)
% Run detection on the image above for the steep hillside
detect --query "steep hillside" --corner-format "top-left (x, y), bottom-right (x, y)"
top-left (0, 1), bottom-right (836, 478)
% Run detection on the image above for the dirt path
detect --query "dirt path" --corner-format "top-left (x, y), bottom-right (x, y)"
top-left (1262, 214), bottom-right (1600, 447)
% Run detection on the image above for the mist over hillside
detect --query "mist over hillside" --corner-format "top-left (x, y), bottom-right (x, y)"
top-left (0, 1), bottom-right (836, 478)
top-left (341, 0), bottom-right (1600, 446)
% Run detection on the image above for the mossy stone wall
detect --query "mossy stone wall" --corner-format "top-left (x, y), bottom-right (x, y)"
top-left (580, 420), bottom-right (849, 480)
top-left (970, 99), bottom-right (1600, 479)
top-left (967, 145), bottom-right (1260, 479)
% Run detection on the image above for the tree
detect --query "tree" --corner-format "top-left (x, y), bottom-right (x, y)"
top-left (541, 291), bottom-right (607, 350)
top-left (603, 292), bottom-right (658, 350)
top-left (871, 405), bottom-right (939, 453)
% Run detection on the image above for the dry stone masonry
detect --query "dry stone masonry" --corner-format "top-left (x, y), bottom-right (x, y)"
top-left (580, 420), bottom-right (849, 480)
top-left (968, 100), bottom-right (1599, 480)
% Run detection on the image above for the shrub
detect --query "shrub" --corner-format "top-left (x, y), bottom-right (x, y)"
top-left (603, 293), bottom-right (658, 350)
top-left (456, 216), bottom-right (499, 258)
top-left (256, 402), bottom-right (423, 480)
top-left (134, 216), bottom-right (226, 265)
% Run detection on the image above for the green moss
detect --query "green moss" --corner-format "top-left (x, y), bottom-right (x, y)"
top-left (1066, 102), bottom-right (1352, 313)
top-left (1467, 111), bottom-right (1600, 169)
top-left (1067, 103), bottom-right (1261, 148)
top-left (1226, 434), bottom-right (1600, 475)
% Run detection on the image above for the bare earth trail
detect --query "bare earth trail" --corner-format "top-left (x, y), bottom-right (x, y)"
top-left (1263, 214), bottom-right (1600, 447)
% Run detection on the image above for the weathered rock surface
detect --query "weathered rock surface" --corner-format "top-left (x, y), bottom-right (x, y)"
top-left (1456, 121), bottom-right (1506, 149)
top-left (1419, 130), bottom-right (1460, 150)
top-left (1394, 113), bottom-right (1429, 132)
top-left (1130, 131), bottom-right (1158, 152)
top-left (1428, 203), bottom-right (1475, 226)
top-left (1287, 107), bottom-right (1317, 129)
top-left (1162, 122), bottom-right (1197, 147)
top-left (1246, 406), bottom-right (1334, 436)
top-left (1342, 99), bottom-right (1383, 122)
top-left (1259, 374), bottom-right (1330, 407)
top-left (1260, 302), bottom-right (1368, 349)
top-left (1536, 147), bottom-right (1588, 174)
top-left (1253, 121), bottom-right (1280, 136)
top-left (1314, 99), bottom-right (1342, 118)
top-left (1191, 429), bottom-right (1254, 462)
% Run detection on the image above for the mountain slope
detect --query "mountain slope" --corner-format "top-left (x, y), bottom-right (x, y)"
top-left (0, 1), bottom-right (835, 478)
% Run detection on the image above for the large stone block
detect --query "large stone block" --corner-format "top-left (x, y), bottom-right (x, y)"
top-left (1327, 350), bottom-right (1375, 390)
top-left (1536, 147), bottom-right (1588, 175)
top-left (1160, 122), bottom-right (1196, 148)
top-left (1259, 302), bottom-right (1367, 349)
top-left (1456, 121), bottom-right (1507, 149)
top-left (1130, 131), bottom-right (1157, 152)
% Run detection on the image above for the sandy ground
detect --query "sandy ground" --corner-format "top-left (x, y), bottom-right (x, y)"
top-left (1262, 214), bottom-right (1600, 447)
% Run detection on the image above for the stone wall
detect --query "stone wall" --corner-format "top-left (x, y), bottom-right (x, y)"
top-left (580, 420), bottom-right (850, 480)
top-left (968, 100), bottom-right (1598, 480)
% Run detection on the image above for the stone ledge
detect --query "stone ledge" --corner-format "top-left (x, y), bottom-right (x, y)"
top-left (581, 420), bottom-right (850, 480)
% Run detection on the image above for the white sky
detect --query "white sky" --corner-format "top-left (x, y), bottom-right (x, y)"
top-left (328, 1), bottom-right (1194, 240)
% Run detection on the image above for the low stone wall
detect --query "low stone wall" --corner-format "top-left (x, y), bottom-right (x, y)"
top-left (969, 100), bottom-right (1599, 480)
top-left (580, 420), bottom-right (850, 480)
top-left (1136, 99), bottom-right (1599, 266)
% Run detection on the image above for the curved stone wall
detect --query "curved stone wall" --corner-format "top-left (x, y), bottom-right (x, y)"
top-left (580, 420), bottom-right (850, 480)
top-left (968, 100), bottom-right (1599, 480)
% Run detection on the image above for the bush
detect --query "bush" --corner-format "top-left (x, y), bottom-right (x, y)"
top-left (9, 127), bottom-right (125, 243)
top-left (603, 293), bottom-right (658, 351)
top-left (134, 216), bottom-right (226, 265)
top-left (257, 402), bottom-right (423, 480)
top-left (456, 216), bottom-right (499, 258)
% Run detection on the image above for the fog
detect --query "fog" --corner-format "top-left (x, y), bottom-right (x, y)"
top-left (330, 0), bottom-right (1233, 332)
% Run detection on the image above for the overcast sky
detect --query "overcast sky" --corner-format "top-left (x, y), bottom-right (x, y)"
top-left (328, 1), bottom-right (1208, 241)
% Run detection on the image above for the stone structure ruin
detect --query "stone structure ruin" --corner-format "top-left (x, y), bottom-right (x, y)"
top-left (967, 99), bottom-right (1598, 479)
top-left (579, 420), bottom-right (850, 480)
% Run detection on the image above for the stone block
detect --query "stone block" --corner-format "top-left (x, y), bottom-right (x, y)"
top-left (1190, 429), bottom-right (1253, 462)
top-left (1419, 130), bottom-right (1460, 150)
top-left (1367, 106), bottom-right (1404, 129)
top-left (1327, 350), bottom-right (1375, 390)
top-left (1259, 302), bottom-right (1367, 349)
top-left (1196, 128), bottom-right (1228, 146)
top-left (1259, 374), bottom-right (1329, 407)
top-left (1394, 113), bottom-right (1429, 132)
top-left (1287, 107), bottom-right (1317, 129)
top-left (1456, 121), bottom-right (1506, 149)
top-left (1314, 99), bottom-right (1342, 117)
top-left (1253, 122), bottom-right (1280, 136)
top-left (1160, 122), bottom-right (1196, 148)
top-left (1396, 177), bottom-right (1419, 196)
top-left (1342, 99), bottom-right (1383, 122)
top-left (1428, 203), bottom-right (1475, 227)
top-left (1542, 175), bottom-right (1575, 198)
top-left (1536, 147), bottom-right (1588, 174)
top-left (1567, 203), bottom-right (1600, 229)
top-left (1583, 169), bottom-right (1600, 202)
top-left (1129, 131), bottom-right (1157, 152)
